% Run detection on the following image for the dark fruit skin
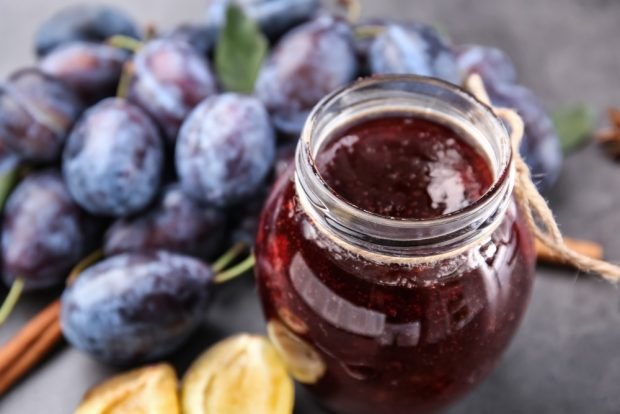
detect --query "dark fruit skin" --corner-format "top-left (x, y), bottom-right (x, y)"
top-left (2, 171), bottom-right (87, 290)
top-left (352, 19), bottom-right (387, 76)
top-left (207, 0), bottom-right (319, 41)
top-left (128, 39), bottom-right (217, 143)
top-left (104, 184), bottom-right (226, 260)
top-left (486, 81), bottom-right (562, 190)
top-left (369, 23), bottom-right (460, 83)
top-left (35, 4), bottom-right (141, 57)
top-left (60, 251), bottom-right (214, 365)
top-left (40, 41), bottom-right (129, 104)
top-left (163, 24), bottom-right (217, 56)
top-left (455, 44), bottom-right (561, 189)
top-left (228, 182), bottom-right (270, 246)
top-left (63, 98), bottom-right (164, 217)
top-left (255, 16), bottom-right (358, 135)
top-left (456, 44), bottom-right (518, 85)
top-left (176, 93), bottom-right (276, 206)
top-left (0, 68), bottom-right (83, 162)
top-left (228, 140), bottom-right (294, 246)
top-left (0, 140), bottom-right (20, 176)
top-left (274, 141), bottom-right (296, 179)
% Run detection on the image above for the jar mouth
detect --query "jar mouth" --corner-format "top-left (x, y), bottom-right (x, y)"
top-left (296, 75), bottom-right (514, 255)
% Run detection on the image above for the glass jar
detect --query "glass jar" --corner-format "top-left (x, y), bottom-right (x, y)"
top-left (255, 76), bottom-right (536, 414)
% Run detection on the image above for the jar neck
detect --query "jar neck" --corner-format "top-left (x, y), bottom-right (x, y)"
top-left (295, 76), bottom-right (514, 257)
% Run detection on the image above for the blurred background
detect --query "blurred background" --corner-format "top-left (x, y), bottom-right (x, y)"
top-left (0, 1), bottom-right (620, 413)
top-left (1, 0), bottom-right (619, 110)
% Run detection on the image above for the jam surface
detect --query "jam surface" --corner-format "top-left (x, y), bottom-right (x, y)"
top-left (316, 116), bottom-right (494, 219)
top-left (255, 115), bottom-right (535, 414)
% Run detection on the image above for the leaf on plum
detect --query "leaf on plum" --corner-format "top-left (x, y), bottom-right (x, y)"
top-left (215, 5), bottom-right (268, 94)
top-left (0, 167), bottom-right (18, 211)
top-left (552, 105), bottom-right (596, 152)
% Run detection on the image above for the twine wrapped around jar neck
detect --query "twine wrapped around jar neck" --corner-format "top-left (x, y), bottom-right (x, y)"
top-left (465, 74), bottom-right (620, 282)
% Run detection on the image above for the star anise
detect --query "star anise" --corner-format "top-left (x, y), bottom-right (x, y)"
top-left (597, 108), bottom-right (620, 158)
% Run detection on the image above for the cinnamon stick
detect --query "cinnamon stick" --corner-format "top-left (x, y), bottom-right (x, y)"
top-left (608, 108), bottom-right (620, 126)
top-left (0, 251), bottom-right (103, 395)
top-left (0, 300), bottom-right (60, 368)
top-left (0, 300), bottom-right (63, 396)
top-left (536, 237), bottom-right (604, 265)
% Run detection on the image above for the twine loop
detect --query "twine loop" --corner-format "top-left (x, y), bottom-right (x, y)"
top-left (465, 74), bottom-right (620, 282)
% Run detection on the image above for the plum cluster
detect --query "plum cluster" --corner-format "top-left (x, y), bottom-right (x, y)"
top-left (0, 1), bottom-right (562, 365)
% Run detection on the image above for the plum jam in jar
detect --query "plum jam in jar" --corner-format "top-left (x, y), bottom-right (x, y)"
top-left (255, 76), bottom-right (536, 414)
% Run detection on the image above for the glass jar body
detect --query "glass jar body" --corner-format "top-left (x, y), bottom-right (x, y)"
top-left (255, 169), bottom-right (535, 414)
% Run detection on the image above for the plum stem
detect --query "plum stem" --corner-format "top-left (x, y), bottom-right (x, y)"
top-left (144, 23), bottom-right (158, 41)
top-left (354, 24), bottom-right (385, 39)
top-left (66, 249), bottom-right (104, 286)
top-left (0, 279), bottom-right (25, 326)
top-left (212, 242), bottom-right (246, 273)
top-left (337, 0), bottom-right (361, 23)
top-left (214, 254), bottom-right (255, 284)
top-left (116, 62), bottom-right (135, 99)
top-left (107, 35), bottom-right (143, 52)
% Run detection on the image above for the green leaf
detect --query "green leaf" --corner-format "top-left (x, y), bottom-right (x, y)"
top-left (215, 5), bottom-right (268, 94)
top-left (0, 167), bottom-right (19, 211)
top-left (552, 105), bottom-right (596, 152)
top-left (432, 22), bottom-right (452, 43)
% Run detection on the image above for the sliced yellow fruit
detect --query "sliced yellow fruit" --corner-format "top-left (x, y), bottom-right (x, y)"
top-left (182, 334), bottom-right (294, 414)
top-left (277, 307), bottom-right (308, 334)
top-left (267, 320), bottom-right (326, 384)
top-left (74, 363), bottom-right (180, 414)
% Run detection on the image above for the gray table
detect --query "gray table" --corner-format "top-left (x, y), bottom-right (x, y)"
top-left (1, 0), bottom-right (620, 413)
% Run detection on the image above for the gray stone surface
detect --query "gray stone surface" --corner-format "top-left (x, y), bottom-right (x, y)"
top-left (1, 0), bottom-right (620, 413)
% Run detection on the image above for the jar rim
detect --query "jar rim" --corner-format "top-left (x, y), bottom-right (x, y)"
top-left (295, 75), bottom-right (515, 255)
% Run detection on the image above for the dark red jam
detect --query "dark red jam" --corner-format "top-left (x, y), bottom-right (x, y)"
top-left (256, 114), bottom-right (535, 414)
top-left (316, 116), bottom-right (494, 219)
